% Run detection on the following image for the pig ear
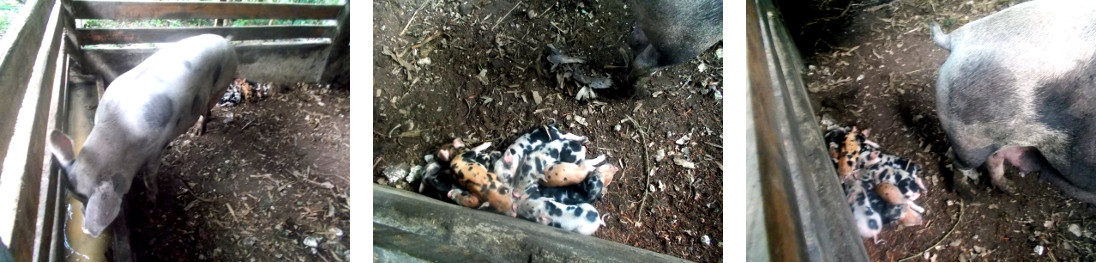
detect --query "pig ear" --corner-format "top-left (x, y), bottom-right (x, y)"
top-left (438, 149), bottom-right (450, 162)
top-left (47, 130), bottom-right (76, 167)
top-left (452, 138), bottom-right (465, 149)
top-left (83, 182), bottom-right (122, 238)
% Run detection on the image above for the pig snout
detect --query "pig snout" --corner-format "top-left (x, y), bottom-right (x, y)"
top-left (626, 0), bottom-right (722, 94)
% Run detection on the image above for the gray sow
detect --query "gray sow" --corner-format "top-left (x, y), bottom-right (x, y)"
top-left (626, 0), bottom-right (722, 95)
top-left (931, 0), bottom-right (1096, 204)
top-left (47, 34), bottom-right (238, 237)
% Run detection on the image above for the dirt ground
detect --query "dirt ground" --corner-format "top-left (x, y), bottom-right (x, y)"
top-left (781, 0), bottom-right (1096, 261)
top-left (115, 81), bottom-right (351, 261)
top-left (372, 0), bottom-right (723, 262)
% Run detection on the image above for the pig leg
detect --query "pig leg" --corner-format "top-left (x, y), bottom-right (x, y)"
top-left (447, 189), bottom-right (481, 208)
top-left (559, 132), bottom-right (588, 142)
top-left (470, 142), bottom-right (492, 153)
top-left (907, 201), bottom-right (926, 214)
top-left (139, 156), bottom-right (161, 204)
top-left (985, 151), bottom-right (1017, 194)
top-left (947, 149), bottom-right (983, 198)
top-left (194, 109), bottom-right (212, 136)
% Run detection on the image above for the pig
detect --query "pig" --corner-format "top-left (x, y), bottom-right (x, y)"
top-left (824, 125), bottom-right (880, 180)
top-left (930, 0), bottom-right (1096, 204)
top-left (626, 0), bottom-right (723, 95)
top-left (526, 164), bottom-right (620, 205)
top-left (46, 34), bottom-right (238, 237)
top-left (442, 139), bottom-right (517, 217)
top-left (843, 177), bottom-right (883, 242)
top-left (517, 197), bottom-right (605, 236)
top-left (512, 140), bottom-right (608, 196)
top-left (419, 162), bottom-right (483, 207)
top-left (863, 151), bottom-right (927, 213)
top-left (494, 124), bottom-right (588, 184)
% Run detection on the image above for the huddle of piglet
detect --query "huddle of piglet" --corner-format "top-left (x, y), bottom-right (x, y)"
top-left (822, 120), bottom-right (928, 243)
top-left (418, 123), bottom-right (619, 235)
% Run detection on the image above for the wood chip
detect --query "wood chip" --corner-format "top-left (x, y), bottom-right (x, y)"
top-left (673, 157), bottom-right (697, 169)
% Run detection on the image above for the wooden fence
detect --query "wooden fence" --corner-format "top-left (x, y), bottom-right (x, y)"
top-left (0, 0), bottom-right (349, 261)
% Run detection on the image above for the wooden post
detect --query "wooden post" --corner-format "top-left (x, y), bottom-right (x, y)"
top-left (0, 0), bottom-right (65, 259)
top-left (0, 0), bottom-right (58, 175)
top-left (320, 0), bottom-right (349, 86)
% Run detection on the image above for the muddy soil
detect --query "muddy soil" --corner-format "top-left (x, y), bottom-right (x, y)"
top-left (117, 82), bottom-right (351, 261)
top-left (372, 0), bottom-right (724, 261)
top-left (783, 0), bottom-right (1096, 261)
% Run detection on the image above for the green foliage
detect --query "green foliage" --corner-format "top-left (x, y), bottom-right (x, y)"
top-left (79, 0), bottom-right (343, 29)
top-left (0, 0), bottom-right (21, 38)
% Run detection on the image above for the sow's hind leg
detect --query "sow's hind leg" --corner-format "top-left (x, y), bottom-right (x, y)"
top-left (945, 133), bottom-right (997, 197)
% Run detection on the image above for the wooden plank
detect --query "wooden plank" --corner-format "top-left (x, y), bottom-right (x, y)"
top-left (76, 25), bottom-right (334, 45)
top-left (320, 1), bottom-right (349, 84)
top-left (70, 1), bottom-right (342, 20)
top-left (85, 42), bottom-right (331, 84)
top-left (32, 46), bottom-right (66, 262)
top-left (0, 0), bottom-right (56, 179)
top-left (0, 0), bottom-right (64, 260)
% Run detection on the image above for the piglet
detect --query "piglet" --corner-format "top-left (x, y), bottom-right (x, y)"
top-left (517, 197), bottom-right (605, 235)
top-left (47, 34), bottom-right (238, 237)
top-left (494, 124), bottom-right (588, 183)
top-left (863, 151), bottom-right (927, 213)
top-left (526, 163), bottom-right (619, 205)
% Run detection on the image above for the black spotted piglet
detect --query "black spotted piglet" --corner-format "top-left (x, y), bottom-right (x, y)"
top-left (517, 197), bottom-right (605, 236)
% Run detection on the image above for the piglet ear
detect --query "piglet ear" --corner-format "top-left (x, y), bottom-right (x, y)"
top-left (452, 138), bottom-right (465, 149)
top-left (862, 128), bottom-right (872, 138)
top-left (82, 182), bottom-right (122, 238)
top-left (437, 149), bottom-right (450, 162)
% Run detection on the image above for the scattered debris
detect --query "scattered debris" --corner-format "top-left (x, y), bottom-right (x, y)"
top-left (1069, 224), bottom-right (1082, 237)
top-left (476, 69), bottom-right (490, 85)
top-left (573, 72), bottom-right (612, 90)
top-left (575, 86), bottom-right (597, 101)
top-left (303, 236), bottom-right (322, 248)
top-left (673, 157), bottom-right (696, 169)
top-left (383, 164), bottom-right (410, 183)
top-left (675, 135), bottom-right (690, 145)
top-left (406, 165), bottom-right (424, 184)
top-left (546, 44), bottom-right (586, 70)
top-left (701, 235), bottom-right (711, 246)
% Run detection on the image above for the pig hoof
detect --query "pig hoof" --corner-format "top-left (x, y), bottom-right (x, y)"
top-left (992, 178), bottom-right (1017, 195)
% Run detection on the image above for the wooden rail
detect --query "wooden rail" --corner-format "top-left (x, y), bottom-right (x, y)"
top-left (68, 1), bottom-right (342, 20)
top-left (746, 0), bottom-right (871, 261)
top-left (0, 0), bottom-right (66, 260)
top-left (76, 25), bottom-right (335, 45)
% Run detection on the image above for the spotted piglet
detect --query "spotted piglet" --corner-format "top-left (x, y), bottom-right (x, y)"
top-left (494, 123), bottom-right (588, 184)
top-left (513, 139), bottom-right (607, 195)
top-left (843, 178), bottom-right (884, 242)
top-left (824, 126), bottom-right (881, 180)
top-left (438, 139), bottom-right (517, 217)
top-left (863, 151), bottom-right (927, 215)
top-left (526, 164), bottom-right (620, 205)
top-left (517, 197), bottom-right (605, 235)
top-left (47, 34), bottom-right (238, 237)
